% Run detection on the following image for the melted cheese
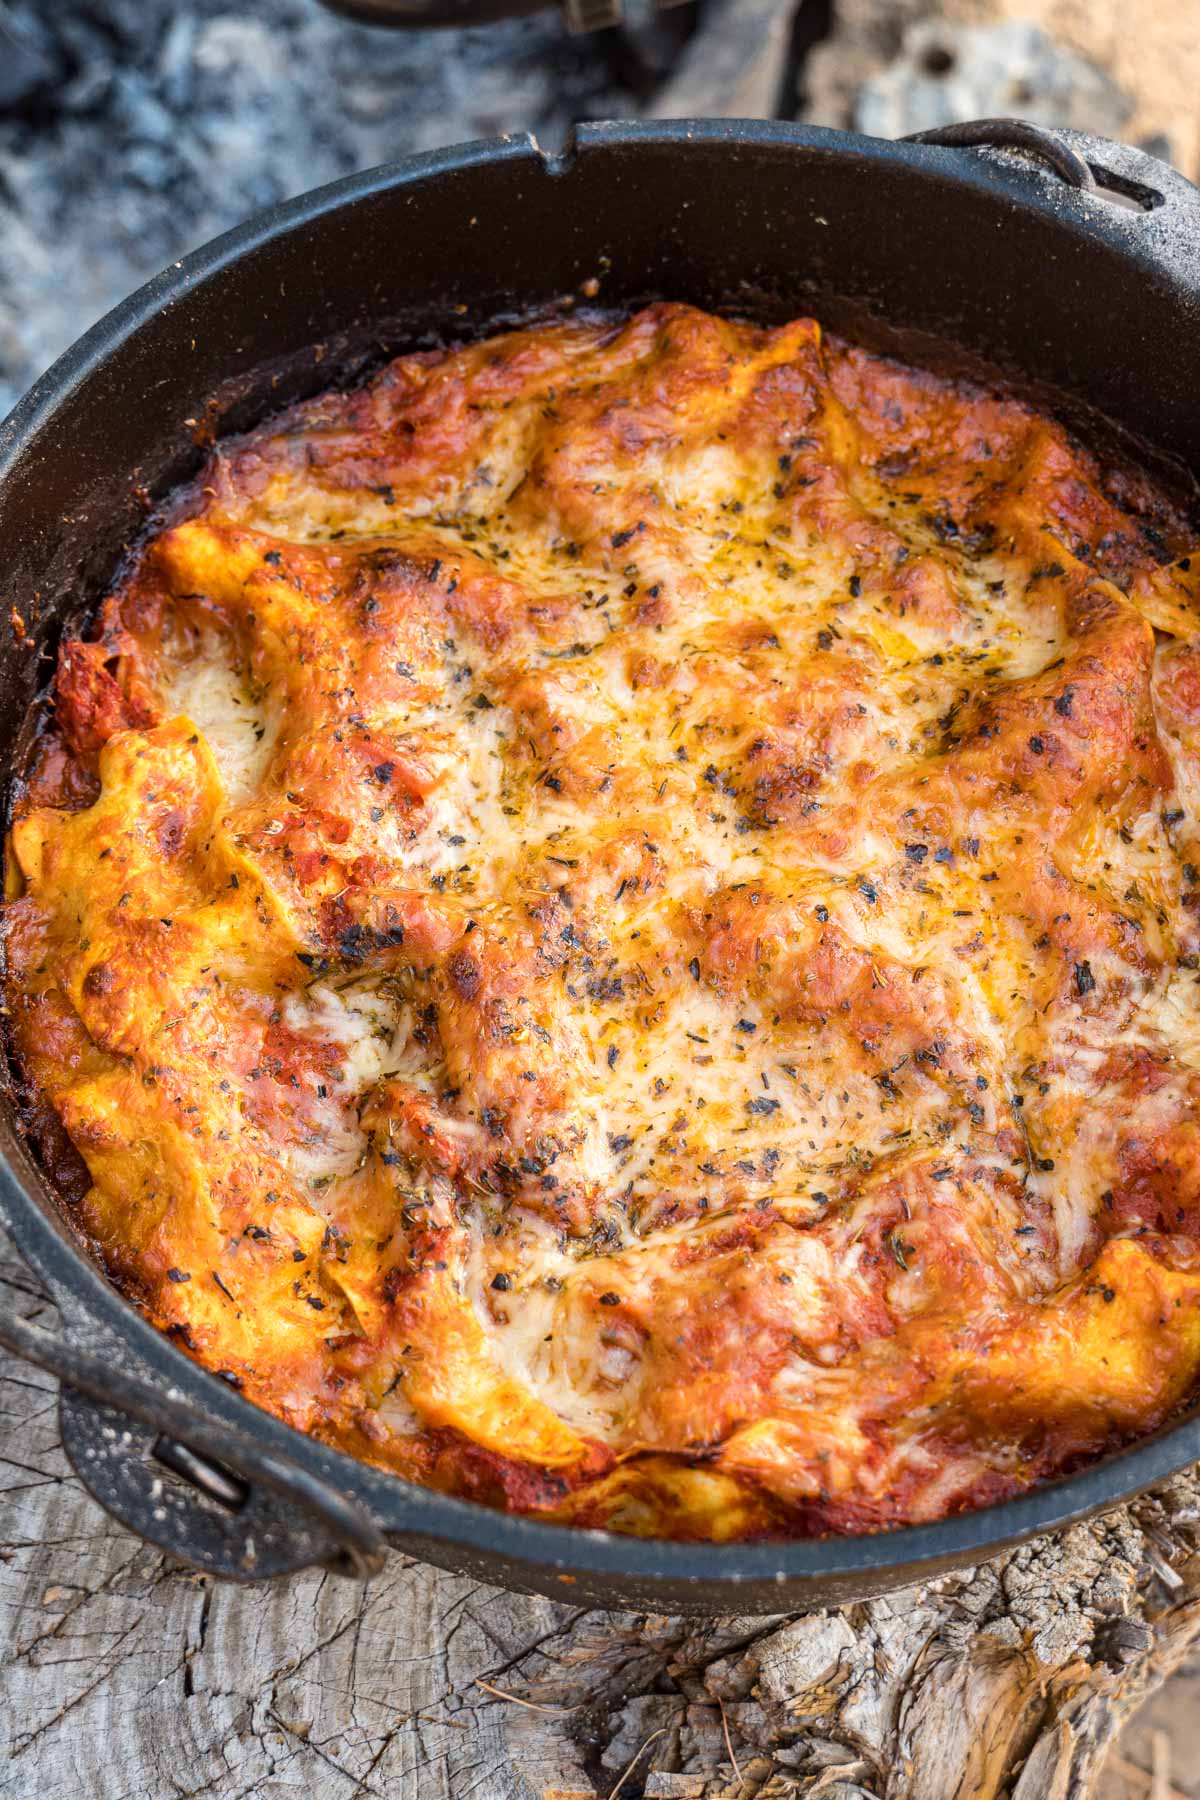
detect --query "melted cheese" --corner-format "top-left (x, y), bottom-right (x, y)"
top-left (10, 302), bottom-right (1200, 1540)
top-left (157, 635), bottom-right (279, 805)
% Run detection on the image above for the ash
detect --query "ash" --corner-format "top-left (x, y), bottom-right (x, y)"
top-left (0, 0), bottom-right (637, 416)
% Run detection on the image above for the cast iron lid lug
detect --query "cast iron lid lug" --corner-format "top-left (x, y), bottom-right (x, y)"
top-left (905, 117), bottom-right (1099, 191)
top-left (904, 115), bottom-right (1186, 218)
top-left (0, 1302), bottom-right (387, 1580)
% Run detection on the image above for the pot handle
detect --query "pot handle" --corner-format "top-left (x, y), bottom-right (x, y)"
top-left (903, 117), bottom-right (1200, 307)
top-left (906, 116), bottom-right (1198, 216)
top-left (0, 1304), bottom-right (388, 1581)
top-left (905, 118), bottom-right (1095, 190)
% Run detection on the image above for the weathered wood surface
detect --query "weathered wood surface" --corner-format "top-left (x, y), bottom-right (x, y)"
top-left (4, 1242), bottom-right (1200, 1800)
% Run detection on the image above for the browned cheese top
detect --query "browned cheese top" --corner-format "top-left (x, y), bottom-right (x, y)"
top-left (10, 303), bottom-right (1200, 1539)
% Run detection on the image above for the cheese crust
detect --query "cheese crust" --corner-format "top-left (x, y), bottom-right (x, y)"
top-left (9, 302), bottom-right (1200, 1540)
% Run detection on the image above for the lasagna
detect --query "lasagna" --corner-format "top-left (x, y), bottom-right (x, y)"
top-left (8, 302), bottom-right (1200, 1541)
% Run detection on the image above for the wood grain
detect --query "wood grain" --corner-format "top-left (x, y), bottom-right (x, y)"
top-left (4, 1242), bottom-right (1200, 1799)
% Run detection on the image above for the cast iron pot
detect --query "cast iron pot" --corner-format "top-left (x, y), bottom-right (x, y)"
top-left (3, 117), bottom-right (1200, 1614)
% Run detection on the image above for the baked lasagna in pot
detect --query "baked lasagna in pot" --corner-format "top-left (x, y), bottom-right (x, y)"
top-left (8, 302), bottom-right (1200, 1540)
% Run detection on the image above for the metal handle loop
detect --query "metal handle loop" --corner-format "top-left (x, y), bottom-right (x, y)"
top-left (0, 1305), bottom-right (387, 1578)
top-left (905, 118), bottom-right (1098, 194)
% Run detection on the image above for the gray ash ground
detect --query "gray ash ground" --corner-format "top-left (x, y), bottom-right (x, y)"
top-left (0, 0), bottom-right (641, 415)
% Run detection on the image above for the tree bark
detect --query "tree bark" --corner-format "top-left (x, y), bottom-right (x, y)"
top-left (2, 1243), bottom-right (1199, 1800)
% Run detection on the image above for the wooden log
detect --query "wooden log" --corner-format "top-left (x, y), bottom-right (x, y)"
top-left (648, 0), bottom-right (797, 120)
top-left (2, 1244), bottom-right (1198, 1799)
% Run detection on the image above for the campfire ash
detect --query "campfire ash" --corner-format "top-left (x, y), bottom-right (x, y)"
top-left (0, 0), bottom-right (643, 413)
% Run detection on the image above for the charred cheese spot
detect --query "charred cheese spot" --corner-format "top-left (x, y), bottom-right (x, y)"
top-left (8, 302), bottom-right (1200, 1539)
